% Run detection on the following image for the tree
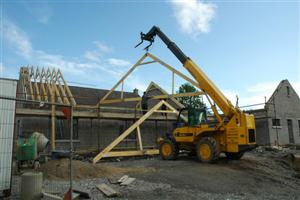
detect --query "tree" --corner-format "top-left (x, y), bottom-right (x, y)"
top-left (177, 83), bottom-right (206, 109)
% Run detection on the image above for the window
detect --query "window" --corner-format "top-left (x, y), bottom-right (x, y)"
top-left (272, 118), bottom-right (281, 126)
top-left (286, 86), bottom-right (290, 96)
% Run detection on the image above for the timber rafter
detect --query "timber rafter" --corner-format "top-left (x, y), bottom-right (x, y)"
top-left (97, 53), bottom-right (204, 106)
top-left (19, 66), bottom-right (76, 106)
top-left (93, 100), bottom-right (179, 163)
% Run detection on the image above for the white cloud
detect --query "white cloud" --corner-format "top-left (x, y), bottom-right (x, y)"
top-left (107, 58), bottom-right (131, 67)
top-left (126, 76), bottom-right (148, 92)
top-left (223, 89), bottom-right (239, 105)
top-left (94, 41), bottom-right (113, 53)
top-left (220, 81), bottom-right (300, 110)
top-left (0, 63), bottom-right (4, 74)
top-left (83, 41), bottom-right (114, 62)
top-left (247, 82), bottom-right (278, 94)
top-left (2, 18), bottom-right (148, 94)
top-left (84, 51), bottom-right (101, 62)
top-left (169, 0), bottom-right (216, 35)
top-left (35, 51), bottom-right (96, 75)
top-left (222, 89), bottom-right (267, 110)
top-left (2, 19), bottom-right (138, 89)
top-left (292, 82), bottom-right (300, 94)
top-left (3, 19), bottom-right (33, 59)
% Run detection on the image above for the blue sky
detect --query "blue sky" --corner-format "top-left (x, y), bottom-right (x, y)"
top-left (1, 0), bottom-right (299, 107)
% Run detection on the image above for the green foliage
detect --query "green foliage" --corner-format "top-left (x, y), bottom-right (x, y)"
top-left (177, 83), bottom-right (205, 109)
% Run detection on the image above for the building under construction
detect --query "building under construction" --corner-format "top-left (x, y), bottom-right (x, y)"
top-left (12, 64), bottom-right (300, 156)
top-left (1, 47), bottom-right (300, 200)
top-left (11, 53), bottom-right (207, 161)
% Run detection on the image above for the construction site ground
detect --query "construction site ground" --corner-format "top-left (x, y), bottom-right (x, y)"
top-left (9, 149), bottom-right (300, 200)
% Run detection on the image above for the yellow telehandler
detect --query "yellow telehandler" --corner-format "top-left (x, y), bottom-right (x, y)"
top-left (136, 26), bottom-right (257, 163)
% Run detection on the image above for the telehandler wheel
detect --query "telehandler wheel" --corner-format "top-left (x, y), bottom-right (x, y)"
top-left (225, 152), bottom-right (244, 160)
top-left (159, 139), bottom-right (179, 160)
top-left (196, 137), bottom-right (219, 163)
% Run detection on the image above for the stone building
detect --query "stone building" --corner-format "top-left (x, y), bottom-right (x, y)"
top-left (248, 80), bottom-right (300, 145)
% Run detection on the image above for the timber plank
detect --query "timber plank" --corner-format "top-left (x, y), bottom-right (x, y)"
top-left (96, 184), bottom-right (119, 197)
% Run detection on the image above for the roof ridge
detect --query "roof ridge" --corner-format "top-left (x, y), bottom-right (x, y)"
top-left (267, 79), bottom-right (300, 103)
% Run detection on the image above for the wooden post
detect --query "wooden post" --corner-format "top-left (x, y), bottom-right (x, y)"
top-left (51, 87), bottom-right (56, 151)
top-left (51, 104), bottom-right (56, 150)
top-left (69, 106), bottom-right (73, 199)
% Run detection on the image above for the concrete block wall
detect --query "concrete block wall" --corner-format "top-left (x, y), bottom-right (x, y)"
top-left (246, 109), bottom-right (270, 145)
top-left (15, 116), bottom-right (175, 152)
top-left (255, 117), bottom-right (270, 145)
top-left (15, 116), bottom-right (51, 139)
top-left (266, 80), bottom-right (300, 145)
top-left (76, 119), bottom-right (174, 150)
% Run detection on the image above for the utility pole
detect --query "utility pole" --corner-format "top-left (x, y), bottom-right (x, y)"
top-left (69, 105), bottom-right (73, 199)
top-left (69, 106), bottom-right (73, 199)
top-left (273, 100), bottom-right (279, 147)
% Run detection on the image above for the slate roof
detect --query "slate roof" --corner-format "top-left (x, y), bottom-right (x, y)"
top-left (69, 82), bottom-right (185, 110)
top-left (69, 85), bottom-right (140, 108)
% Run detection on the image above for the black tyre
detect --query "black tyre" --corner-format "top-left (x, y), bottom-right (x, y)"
top-left (159, 139), bottom-right (179, 160)
top-left (196, 137), bottom-right (220, 163)
top-left (225, 152), bottom-right (244, 160)
top-left (188, 150), bottom-right (197, 157)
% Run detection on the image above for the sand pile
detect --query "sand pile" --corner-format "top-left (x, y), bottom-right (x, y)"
top-left (40, 159), bottom-right (141, 180)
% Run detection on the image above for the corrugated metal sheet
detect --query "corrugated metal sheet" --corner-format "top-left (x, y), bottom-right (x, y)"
top-left (0, 79), bottom-right (17, 195)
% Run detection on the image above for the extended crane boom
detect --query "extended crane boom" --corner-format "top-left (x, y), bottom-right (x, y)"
top-left (136, 26), bottom-right (237, 119)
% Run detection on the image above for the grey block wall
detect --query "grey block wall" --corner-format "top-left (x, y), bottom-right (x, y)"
top-left (246, 80), bottom-right (300, 146)
top-left (266, 80), bottom-right (300, 145)
top-left (248, 109), bottom-right (270, 145)
top-left (16, 116), bottom-right (51, 139)
top-left (15, 116), bottom-right (175, 152)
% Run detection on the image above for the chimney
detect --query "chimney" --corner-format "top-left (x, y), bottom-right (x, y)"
top-left (133, 88), bottom-right (139, 95)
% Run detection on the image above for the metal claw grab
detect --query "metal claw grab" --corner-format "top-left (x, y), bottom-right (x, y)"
top-left (135, 32), bottom-right (155, 51)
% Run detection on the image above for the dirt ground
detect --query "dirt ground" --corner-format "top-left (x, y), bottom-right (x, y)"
top-left (7, 149), bottom-right (300, 200)
top-left (39, 158), bottom-right (154, 180)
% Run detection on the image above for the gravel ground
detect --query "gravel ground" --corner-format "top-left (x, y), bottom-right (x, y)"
top-left (5, 149), bottom-right (300, 200)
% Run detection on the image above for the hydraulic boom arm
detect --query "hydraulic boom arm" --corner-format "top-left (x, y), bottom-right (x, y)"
top-left (136, 26), bottom-right (238, 119)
